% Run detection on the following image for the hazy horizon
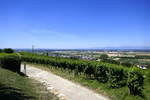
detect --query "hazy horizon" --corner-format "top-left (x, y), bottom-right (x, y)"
top-left (1, 46), bottom-right (150, 50)
top-left (0, 0), bottom-right (150, 49)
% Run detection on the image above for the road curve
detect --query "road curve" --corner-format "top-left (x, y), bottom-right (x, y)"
top-left (21, 64), bottom-right (110, 100)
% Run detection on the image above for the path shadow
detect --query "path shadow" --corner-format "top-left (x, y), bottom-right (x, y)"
top-left (0, 83), bottom-right (35, 100)
top-left (18, 72), bottom-right (27, 77)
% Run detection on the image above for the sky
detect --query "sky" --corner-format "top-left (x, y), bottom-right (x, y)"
top-left (0, 0), bottom-right (150, 49)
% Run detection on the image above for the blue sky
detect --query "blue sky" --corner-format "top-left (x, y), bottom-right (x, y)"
top-left (0, 0), bottom-right (150, 49)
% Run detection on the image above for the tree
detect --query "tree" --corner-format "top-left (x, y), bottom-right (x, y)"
top-left (0, 49), bottom-right (2, 53)
top-left (121, 62), bottom-right (133, 67)
top-left (100, 54), bottom-right (108, 60)
top-left (3, 48), bottom-right (14, 53)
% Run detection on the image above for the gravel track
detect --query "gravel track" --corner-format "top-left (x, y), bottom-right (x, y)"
top-left (21, 64), bottom-right (110, 100)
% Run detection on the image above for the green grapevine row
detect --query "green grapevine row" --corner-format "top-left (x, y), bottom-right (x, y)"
top-left (20, 52), bottom-right (144, 95)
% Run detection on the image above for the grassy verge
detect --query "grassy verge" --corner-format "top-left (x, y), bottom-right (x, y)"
top-left (28, 63), bottom-right (150, 100)
top-left (0, 67), bottom-right (58, 100)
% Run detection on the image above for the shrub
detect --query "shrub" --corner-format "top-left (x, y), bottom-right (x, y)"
top-left (102, 59), bottom-right (120, 65)
top-left (107, 66), bottom-right (128, 88)
top-left (100, 54), bottom-right (108, 60)
top-left (94, 64), bottom-right (108, 83)
top-left (127, 67), bottom-right (144, 96)
top-left (121, 62), bottom-right (133, 67)
top-left (0, 54), bottom-right (21, 73)
top-left (3, 48), bottom-right (14, 53)
top-left (84, 63), bottom-right (94, 77)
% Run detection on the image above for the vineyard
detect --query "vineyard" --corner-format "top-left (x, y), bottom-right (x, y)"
top-left (20, 52), bottom-right (145, 96)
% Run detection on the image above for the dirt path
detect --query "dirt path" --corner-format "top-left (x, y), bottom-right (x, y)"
top-left (21, 64), bottom-right (110, 100)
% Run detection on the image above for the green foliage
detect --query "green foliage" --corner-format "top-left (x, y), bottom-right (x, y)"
top-left (121, 61), bottom-right (133, 67)
top-left (0, 49), bottom-right (2, 53)
top-left (84, 63), bottom-right (94, 77)
top-left (3, 48), bottom-right (14, 53)
top-left (100, 54), bottom-right (108, 60)
top-left (20, 52), bottom-right (144, 96)
top-left (102, 59), bottom-right (120, 65)
top-left (145, 69), bottom-right (150, 83)
top-left (94, 64), bottom-right (108, 83)
top-left (0, 53), bottom-right (21, 72)
top-left (107, 65), bottom-right (128, 88)
top-left (135, 55), bottom-right (150, 59)
top-left (127, 67), bottom-right (144, 96)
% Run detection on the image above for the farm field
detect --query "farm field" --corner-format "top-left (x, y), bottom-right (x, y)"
top-left (23, 49), bottom-right (150, 69)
